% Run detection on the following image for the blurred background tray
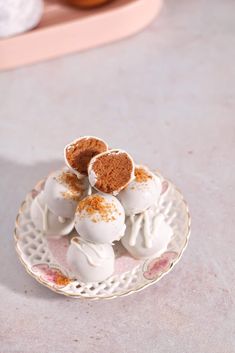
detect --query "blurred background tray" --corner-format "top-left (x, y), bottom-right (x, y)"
top-left (0, 0), bottom-right (162, 71)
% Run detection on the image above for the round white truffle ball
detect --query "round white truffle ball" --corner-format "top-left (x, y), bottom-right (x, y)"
top-left (121, 209), bottom-right (172, 259)
top-left (118, 166), bottom-right (162, 216)
top-left (75, 193), bottom-right (126, 244)
top-left (0, 0), bottom-right (43, 38)
top-left (44, 169), bottom-right (88, 219)
top-left (30, 191), bottom-right (74, 238)
top-left (67, 237), bottom-right (115, 282)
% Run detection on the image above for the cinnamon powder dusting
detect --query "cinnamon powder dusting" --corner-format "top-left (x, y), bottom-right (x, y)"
top-left (57, 171), bottom-right (84, 202)
top-left (135, 167), bottom-right (152, 183)
top-left (77, 194), bottom-right (117, 222)
top-left (66, 137), bottom-right (107, 175)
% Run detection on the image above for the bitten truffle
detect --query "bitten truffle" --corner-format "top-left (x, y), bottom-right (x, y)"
top-left (64, 136), bottom-right (108, 176)
top-left (88, 149), bottom-right (134, 195)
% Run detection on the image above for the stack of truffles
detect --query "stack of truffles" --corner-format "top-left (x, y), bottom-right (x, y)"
top-left (30, 136), bottom-right (172, 283)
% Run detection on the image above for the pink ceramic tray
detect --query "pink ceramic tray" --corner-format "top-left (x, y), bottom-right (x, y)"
top-left (0, 0), bottom-right (162, 71)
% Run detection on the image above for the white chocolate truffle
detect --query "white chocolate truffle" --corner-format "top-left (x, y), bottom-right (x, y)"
top-left (30, 191), bottom-right (74, 237)
top-left (0, 0), bottom-right (43, 38)
top-left (44, 169), bottom-right (88, 219)
top-left (88, 149), bottom-right (134, 195)
top-left (64, 136), bottom-right (108, 177)
top-left (75, 193), bottom-right (126, 244)
top-left (121, 209), bottom-right (172, 259)
top-left (67, 237), bottom-right (114, 282)
top-left (118, 166), bottom-right (162, 215)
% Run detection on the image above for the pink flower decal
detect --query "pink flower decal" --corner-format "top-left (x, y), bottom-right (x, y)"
top-left (32, 264), bottom-right (71, 288)
top-left (143, 252), bottom-right (177, 280)
top-left (161, 180), bottom-right (169, 195)
top-left (31, 181), bottom-right (45, 199)
top-left (31, 189), bottom-right (40, 199)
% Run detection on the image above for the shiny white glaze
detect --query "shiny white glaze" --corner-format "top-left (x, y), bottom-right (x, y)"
top-left (67, 237), bottom-right (115, 282)
top-left (75, 193), bottom-right (126, 244)
top-left (30, 191), bottom-right (74, 237)
top-left (44, 168), bottom-right (88, 219)
top-left (118, 167), bottom-right (162, 215)
top-left (70, 238), bottom-right (112, 267)
top-left (121, 205), bottom-right (172, 259)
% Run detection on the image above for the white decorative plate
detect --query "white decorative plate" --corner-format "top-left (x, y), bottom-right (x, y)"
top-left (14, 171), bottom-right (191, 300)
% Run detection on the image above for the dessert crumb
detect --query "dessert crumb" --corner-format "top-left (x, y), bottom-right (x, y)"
top-left (78, 195), bottom-right (117, 222)
top-left (135, 167), bottom-right (152, 183)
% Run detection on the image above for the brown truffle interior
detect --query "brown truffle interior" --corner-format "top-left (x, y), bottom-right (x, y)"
top-left (66, 137), bottom-right (107, 175)
top-left (92, 151), bottom-right (133, 193)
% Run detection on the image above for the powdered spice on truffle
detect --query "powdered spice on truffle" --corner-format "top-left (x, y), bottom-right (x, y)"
top-left (135, 167), bottom-right (152, 183)
top-left (77, 194), bottom-right (118, 222)
top-left (57, 171), bottom-right (85, 202)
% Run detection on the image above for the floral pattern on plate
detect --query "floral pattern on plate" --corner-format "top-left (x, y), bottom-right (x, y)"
top-left (32, 264), bottom-right (71, 288)
top-left (143, 251), bottom-right (178, 280)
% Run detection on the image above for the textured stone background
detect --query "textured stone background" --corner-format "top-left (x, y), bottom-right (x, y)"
top-left (0, 0), bottom-right (234, 352)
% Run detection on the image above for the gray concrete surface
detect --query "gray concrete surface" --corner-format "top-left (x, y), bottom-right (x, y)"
top-left (0, 0), bottom-right (234, 352)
